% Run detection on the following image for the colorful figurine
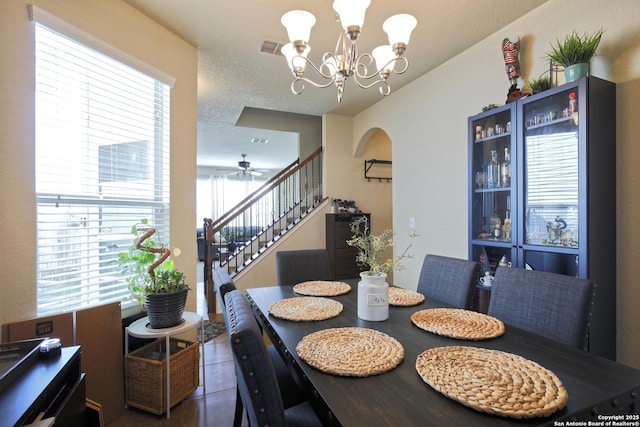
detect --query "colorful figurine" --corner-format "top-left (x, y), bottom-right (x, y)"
top-left (502, 37), bottom-right (521, 84)
top-left (502, 37), bottom-right (525, 103)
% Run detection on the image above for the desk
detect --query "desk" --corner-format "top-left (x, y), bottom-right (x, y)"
top-left (125, 312), bottom-right (205, 418)
top-left (246, 285), bottom-right (640, 426)
top-left (0, 346), bottom-right (85, 427)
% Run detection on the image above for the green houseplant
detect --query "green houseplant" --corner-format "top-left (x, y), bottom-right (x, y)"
top-left (118, 219), bottom-right (190, 328)
top-left (546, 29), bottom-right (604, 82)
top-left (346, 215), bottom-right (417, 321)
top-left (529, 75), bottom-right (553, 94)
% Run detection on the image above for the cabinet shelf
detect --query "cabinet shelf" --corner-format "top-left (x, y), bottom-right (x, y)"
top-left (522, 243), bottom-right (579, 253)
top-left (473, 131), bottom-right (512, 143)
top-left (471, 238), bottom-right (511, 247)
top-left (525, 115), bottom-right (576, 131)
top-left (473, 187), bottom-right (511, 194)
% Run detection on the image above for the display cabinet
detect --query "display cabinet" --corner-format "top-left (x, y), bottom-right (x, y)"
top-left (469, 103), bottom-right (517, 274)
top-left (468, 76), bottom-right (616, 359)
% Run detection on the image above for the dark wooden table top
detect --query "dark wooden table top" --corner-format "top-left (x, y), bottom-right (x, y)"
top-left (246, 284), bottom-right (640, 427)
top-left (0, 346), bottom-right (81, 427)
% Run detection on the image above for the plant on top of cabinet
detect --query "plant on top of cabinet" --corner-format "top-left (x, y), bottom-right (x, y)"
top-left (546, 29), bottom-right (604, 82)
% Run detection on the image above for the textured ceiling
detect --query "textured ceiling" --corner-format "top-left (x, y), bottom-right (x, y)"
top-left (124, 0), bottom-right (547, 172)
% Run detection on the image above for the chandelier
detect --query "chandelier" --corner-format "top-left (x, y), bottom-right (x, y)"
top-left (280, 0), bottom-right (417, 102)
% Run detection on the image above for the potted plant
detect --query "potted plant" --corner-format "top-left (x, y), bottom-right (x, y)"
top-left (546, 29), bottom-right (604, 82)
top-left (529, 75), bottom-right (553, 94)
top-left (346, 216), bottom-right (417, 321)
top-left (118, 219), bottom-right (190, 329)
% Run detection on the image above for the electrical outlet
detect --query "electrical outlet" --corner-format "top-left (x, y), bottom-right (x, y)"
top-left (409, 217), bottom-right (416, 229)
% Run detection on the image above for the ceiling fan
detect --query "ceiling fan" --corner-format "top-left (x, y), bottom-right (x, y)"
top-left (228, 153), bottom-right (263, 177)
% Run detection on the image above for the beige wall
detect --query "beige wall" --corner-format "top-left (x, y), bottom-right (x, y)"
top-left (354, 0), bottom-right (640, 368)
top-left (324, 114), bottom-right (393, 234)
top-left (0, 0), bottom-right (198, 332)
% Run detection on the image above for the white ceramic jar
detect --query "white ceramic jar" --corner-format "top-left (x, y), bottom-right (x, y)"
top-left (357, 272), bottom-right (389, 321)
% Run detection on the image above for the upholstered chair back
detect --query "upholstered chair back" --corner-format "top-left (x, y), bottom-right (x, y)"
top-left (488, 267), bottom-right (596, 350)
top-left (276, 249), bottom-right (332, 286)
top-left (416, 254), bottom-right (481, 309)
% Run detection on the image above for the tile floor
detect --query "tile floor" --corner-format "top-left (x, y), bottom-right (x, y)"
top-left (108, 264), bottom-right (244, 426)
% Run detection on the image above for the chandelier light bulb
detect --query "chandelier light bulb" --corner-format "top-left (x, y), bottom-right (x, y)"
top-left (281, 43), bottom-right (310, 75)
top-left (333, 0), bottom-right (371, 35)
top-left (372, 45), bottom-right (395, 75)
top-left (281, 10), bottom-right (316, 46)
top-left (383, 13), bottom-right (417, 55)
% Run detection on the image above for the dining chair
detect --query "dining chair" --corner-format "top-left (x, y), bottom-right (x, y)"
top-left (276, 249), bottom-right (332, 286)
top-left (215, 272), bottom-right (307, 427)
top-left (224, 290), bottom-right (323, 427)
top-left (212, 266), bottom-right (236, 309)
top-left (488, 267), bottom-right (596, 350)
top-left (416, 254), bottom-right (481, 309)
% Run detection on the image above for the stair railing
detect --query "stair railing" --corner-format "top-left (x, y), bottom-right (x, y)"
top-left (204, 148), bottom-right (324, 274)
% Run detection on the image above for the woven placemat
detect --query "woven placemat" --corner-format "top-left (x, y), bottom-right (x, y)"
top-left (388, 287), bottom-right (425, 306)
top-left (296, 327), bottom-right (404, 377)
top-left (293, 280), bottom-right (351, 296)
top-left (411, 308), bottom-right (505, 340)
top-left (269, 297), bottom-right (343, 321)
top-left (416, 346), bottom-right (568, 418)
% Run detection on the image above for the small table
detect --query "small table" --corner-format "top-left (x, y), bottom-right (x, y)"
top-left (125, 311), bottom-right (206, 418)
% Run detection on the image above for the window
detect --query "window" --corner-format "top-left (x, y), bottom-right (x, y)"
top-left (34, 19), bottom-right (172, 316)
top-left (196, 174), bottom-right (266, 222)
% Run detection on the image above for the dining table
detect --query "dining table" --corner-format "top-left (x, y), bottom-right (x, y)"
top-left (246, 282), bottom-right (640, 427)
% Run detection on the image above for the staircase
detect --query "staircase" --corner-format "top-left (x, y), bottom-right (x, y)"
top-left (204, 148), bottom-right (325, 276)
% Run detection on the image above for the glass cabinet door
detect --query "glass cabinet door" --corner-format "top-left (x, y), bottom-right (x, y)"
top-left (520, 87), bottom-right (580, 276)
top-left (469, 105), bottom-right (515, 274)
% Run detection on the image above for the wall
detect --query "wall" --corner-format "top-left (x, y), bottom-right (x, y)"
top-left (353, 0), bottom-right (640, 368)
top-left (0, 0), bottom-right (198, 333)
top-left (236, 108), bottom-right (322, 161)
top-left (324, 114), bottom-right (393, 238)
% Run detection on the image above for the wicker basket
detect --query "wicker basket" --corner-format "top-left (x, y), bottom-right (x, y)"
top-left (124, 337), bottom-right (200, 415)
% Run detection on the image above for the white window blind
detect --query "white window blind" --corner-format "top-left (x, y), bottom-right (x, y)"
top-left (35, 22), bottom-right (171, 316)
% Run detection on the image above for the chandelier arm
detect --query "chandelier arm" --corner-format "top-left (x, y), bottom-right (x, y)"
top-left (353, 52), bottom-right (374, 80)
top-left (300, 55), bottom-right (336, 80)
top-left (352, 56), bottom-right (408, 95)
top-left (354, 55), bottom-right (409, 80)
top-left (391, 56), bottom-right (409, 75)
top-left (352, 74), bottom-right (391, 92)
top-left (378, 81), bottom-right (391, 97)
top-left (290, 74), bottom-right (337, 96)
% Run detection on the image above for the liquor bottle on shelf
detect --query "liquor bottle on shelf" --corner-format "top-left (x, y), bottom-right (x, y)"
top-left (487, 150), bottom-right (500, 189)
top-left (503, 196), bottom-right (512, 240)
top-left (490, 211), bottom-right (501, 239)
top-left (500, 147), bottom-right (511, 188)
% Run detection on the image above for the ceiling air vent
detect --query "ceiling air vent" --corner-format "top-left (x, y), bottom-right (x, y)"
top-left (258, 39), bottom-right (284, 56)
